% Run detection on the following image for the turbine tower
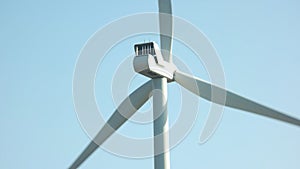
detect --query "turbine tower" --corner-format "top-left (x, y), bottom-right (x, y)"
top-left (69, 0), bottom-right (300, 168)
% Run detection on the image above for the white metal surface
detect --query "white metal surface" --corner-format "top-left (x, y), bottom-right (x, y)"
top-left (158, 0), bottom-right (173, 62)
top-left (69, 81), bottom-right (153, 169)
top-left (152, 78), bottom-right (170, 169)
top-left (174, 70), bottom-right (300, 126)
top-left (133, 42), bottom-right (177, 80)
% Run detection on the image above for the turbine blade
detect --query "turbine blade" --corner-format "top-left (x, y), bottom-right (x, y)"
top-left (158, 0), bottom-right (173, 62)
top-left (69, 80), bottom-right (153, 169)
top-left (174, 70), bottom-right (300, 126)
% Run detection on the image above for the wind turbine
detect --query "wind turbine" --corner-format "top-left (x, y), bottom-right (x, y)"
top-left (69, 0), bottom-right (300, 168)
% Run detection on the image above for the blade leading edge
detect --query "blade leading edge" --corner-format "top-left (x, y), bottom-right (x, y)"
top-left (174, 70), bottom-right (300, 126)
top-left (69, 80), bottom-right (153, 169)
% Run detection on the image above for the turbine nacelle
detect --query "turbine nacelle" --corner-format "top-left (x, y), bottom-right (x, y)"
top-left (133, 41), bottom-right (177, 81)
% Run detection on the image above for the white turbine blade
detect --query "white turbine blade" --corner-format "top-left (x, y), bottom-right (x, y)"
top-left (158, 0), bottom-right (173, 62)
top-left (69, 81), bottom-right (153, 169)
top-left (174, 70), bottom-right (300, 126)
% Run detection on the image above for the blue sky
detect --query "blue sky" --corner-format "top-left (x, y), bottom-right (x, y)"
top-left (1, 0), bottom-right (300, 168)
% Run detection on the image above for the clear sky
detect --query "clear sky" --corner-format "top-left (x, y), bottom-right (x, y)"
top-left (1, 0), bottom-right (300, 169)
